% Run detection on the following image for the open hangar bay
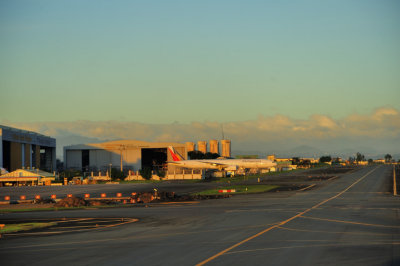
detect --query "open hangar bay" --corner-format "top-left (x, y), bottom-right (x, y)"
top-left (0, 165), bottom-right (399, 266)
top-left (64, 140), bottom-right (187, 172)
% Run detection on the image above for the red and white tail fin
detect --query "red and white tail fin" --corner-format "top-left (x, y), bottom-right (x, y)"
top-left (168, 146), bottom-right (183, 161)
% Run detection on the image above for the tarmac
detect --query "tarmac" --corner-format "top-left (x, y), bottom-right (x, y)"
top-left (0, 165), bottom-right (399, 265)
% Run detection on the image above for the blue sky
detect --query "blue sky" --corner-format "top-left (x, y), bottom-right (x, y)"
top-left (1, 0), bottom-right (399, 124)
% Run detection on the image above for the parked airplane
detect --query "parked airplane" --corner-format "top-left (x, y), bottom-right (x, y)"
top-left (167, 146), bottom-right (276, 171)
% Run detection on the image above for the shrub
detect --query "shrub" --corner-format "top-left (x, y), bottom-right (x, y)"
top-left (156, 169), bottom-right (166, 179)
top-left (111, 168), bottom-right (125, 181)
top-left (140, 167), bottom-right (153, 180)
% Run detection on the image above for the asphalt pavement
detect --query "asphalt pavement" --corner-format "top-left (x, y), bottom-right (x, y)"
top-left (0, 165), bottom-right (399, 266)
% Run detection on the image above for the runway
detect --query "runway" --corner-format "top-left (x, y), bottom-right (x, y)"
top-left (0, 165), bottom-right (399, 265)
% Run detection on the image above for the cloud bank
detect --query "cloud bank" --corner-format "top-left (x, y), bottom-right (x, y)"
top-left (2, 107), bottom-right (399, 159)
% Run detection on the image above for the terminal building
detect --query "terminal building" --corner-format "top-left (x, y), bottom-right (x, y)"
top-left (64, 140), bottom-right (186, 172)
top-left (0, 125), bottom-right (56, 172)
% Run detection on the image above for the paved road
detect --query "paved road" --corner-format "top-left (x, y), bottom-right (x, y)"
top-left (0, 182), bottom-right (216, 200)
top-left (0, 165), bottom-right (399, 265)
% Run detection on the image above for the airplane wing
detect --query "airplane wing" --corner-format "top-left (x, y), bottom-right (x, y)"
top-left (198, 161), bottom-right (227, 166)
top-left (167, 160), bottom-right (231, 170)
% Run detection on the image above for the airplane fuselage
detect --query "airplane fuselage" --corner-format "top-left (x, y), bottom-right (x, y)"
top-left (168, 159), bottom-right (276, 170)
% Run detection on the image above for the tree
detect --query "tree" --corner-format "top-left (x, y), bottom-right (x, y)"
top-left (140, 167), bottom-right (153, 180)
top-left (320, 156), bottom-right (332, 163)
top-left (60, 169), bottom-right (82, 181)
top-left (204, 152), bottom-right (220, 159)
top-left (385, 154), bottom-right (392, 163)
top-left (356, 152), bottom-right (365, 162)
top-left (291, 157), bottom-right (300, 165)
top-left (156, 169), bottom-right (166, 179)
top-left (56, 159), bottom-right (64, 172)
top-left (188, 151), bottom-right (205, 159)
top-left (187, 151), bottom-right (220, 159)
top-left (111, 168), bottom-right (125, 181)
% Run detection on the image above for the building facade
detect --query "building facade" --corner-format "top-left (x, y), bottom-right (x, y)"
top-left (0, 125), bottom-right (56, 172)
top-left (64, 140), bottom-right (186, 172)
top-left (209, 140), bottom-right (219, 154)
top-left (221, 139), bottom-right (231, 157)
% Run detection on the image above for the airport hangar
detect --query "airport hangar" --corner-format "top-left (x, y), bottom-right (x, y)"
top-left (64, 140), bottom-right (187, 172)
top-left (0, 125), bottom-right (56, 172)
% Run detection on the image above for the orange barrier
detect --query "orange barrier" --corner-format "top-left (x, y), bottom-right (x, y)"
top-left (8, 192), bottom-right (144, 202)
top-left (218, 189), bottom-right (236, 193)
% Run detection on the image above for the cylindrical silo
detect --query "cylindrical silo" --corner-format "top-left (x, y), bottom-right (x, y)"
top-left (186, 142), bottom-right (195, 152)
top-left (209, 140), bottom-right (219, 154)
top-left (197, 141), bottom-right (207, 154)
top-left (221, 140), bottom-right (231, 158)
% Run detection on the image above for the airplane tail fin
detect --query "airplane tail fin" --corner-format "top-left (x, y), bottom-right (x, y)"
top-left (168, 146), bottom-right (183, 161)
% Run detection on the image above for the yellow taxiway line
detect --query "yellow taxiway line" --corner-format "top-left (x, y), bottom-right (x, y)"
top-left (196, 166), bottom-right (380, 266)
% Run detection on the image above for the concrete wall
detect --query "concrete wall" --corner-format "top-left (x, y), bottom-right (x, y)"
top-left (24, 144), bottom-right (31, 168)
top-left (0, 126), bottom-right (55, 172)
top-left (186, 142), bottom-right (195, 152)
top-left (34, 145), bottom-right (40, 169)
top-left (197, 141), bottom-right (207, 154)
top-left (66, 150), bottom-right (82, 169)
top-left (68, 148), bottom-right (142, 171)
top-left (209, 140), bottom-right (219, 154)
top-left (122, 149), bottom-right (142, 170)
top-left (10, 142), bottom-right (22, 171)
top-left (89, 150), bottom-right (111, 170)
top-left (221, 140), bottom-right (231, 157)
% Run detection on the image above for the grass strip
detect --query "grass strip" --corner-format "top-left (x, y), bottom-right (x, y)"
top-left (0, 222), bottom-right (57, 233)
top-left (212, 168), bottom-right (309, 183)
top-left (0, 203), bottom-right (146, 213)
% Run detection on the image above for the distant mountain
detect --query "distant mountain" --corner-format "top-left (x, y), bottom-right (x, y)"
top-left (283, 145), bottom-right (325, 158)
top-left (233, 145), bottom-right (325, 159)
top-left (233, 144), bottom-right (395, 160)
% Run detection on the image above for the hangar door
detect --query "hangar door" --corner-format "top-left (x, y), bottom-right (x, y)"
top-left (141, 148), bottom-right (167, 170)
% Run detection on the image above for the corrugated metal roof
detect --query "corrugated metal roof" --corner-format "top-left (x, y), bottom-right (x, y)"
top-left (0, 169), bottom-right (54, 178)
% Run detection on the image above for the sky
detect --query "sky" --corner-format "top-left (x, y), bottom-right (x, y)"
top-left (0, 0), bottom-right (399, 158)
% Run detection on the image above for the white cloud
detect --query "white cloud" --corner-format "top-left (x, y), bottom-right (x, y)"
top-left (2, 107), bottom-right (399, 157)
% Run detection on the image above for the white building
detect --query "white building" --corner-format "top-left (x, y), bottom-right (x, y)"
top-left (64, 140), bottom-right (186, 172)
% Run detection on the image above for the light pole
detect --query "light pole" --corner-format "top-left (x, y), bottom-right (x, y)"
top-left (120, 145), bottom-right (125, 172)
top-left (109, 163), bottom-right (112, 180)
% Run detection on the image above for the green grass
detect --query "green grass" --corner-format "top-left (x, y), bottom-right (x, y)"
top-left (0, 222), bottom-right (57, 233)
top-left (211, 167), bottom-right (318, 183)
top-left (194, 185), bottom-right (279, 195)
